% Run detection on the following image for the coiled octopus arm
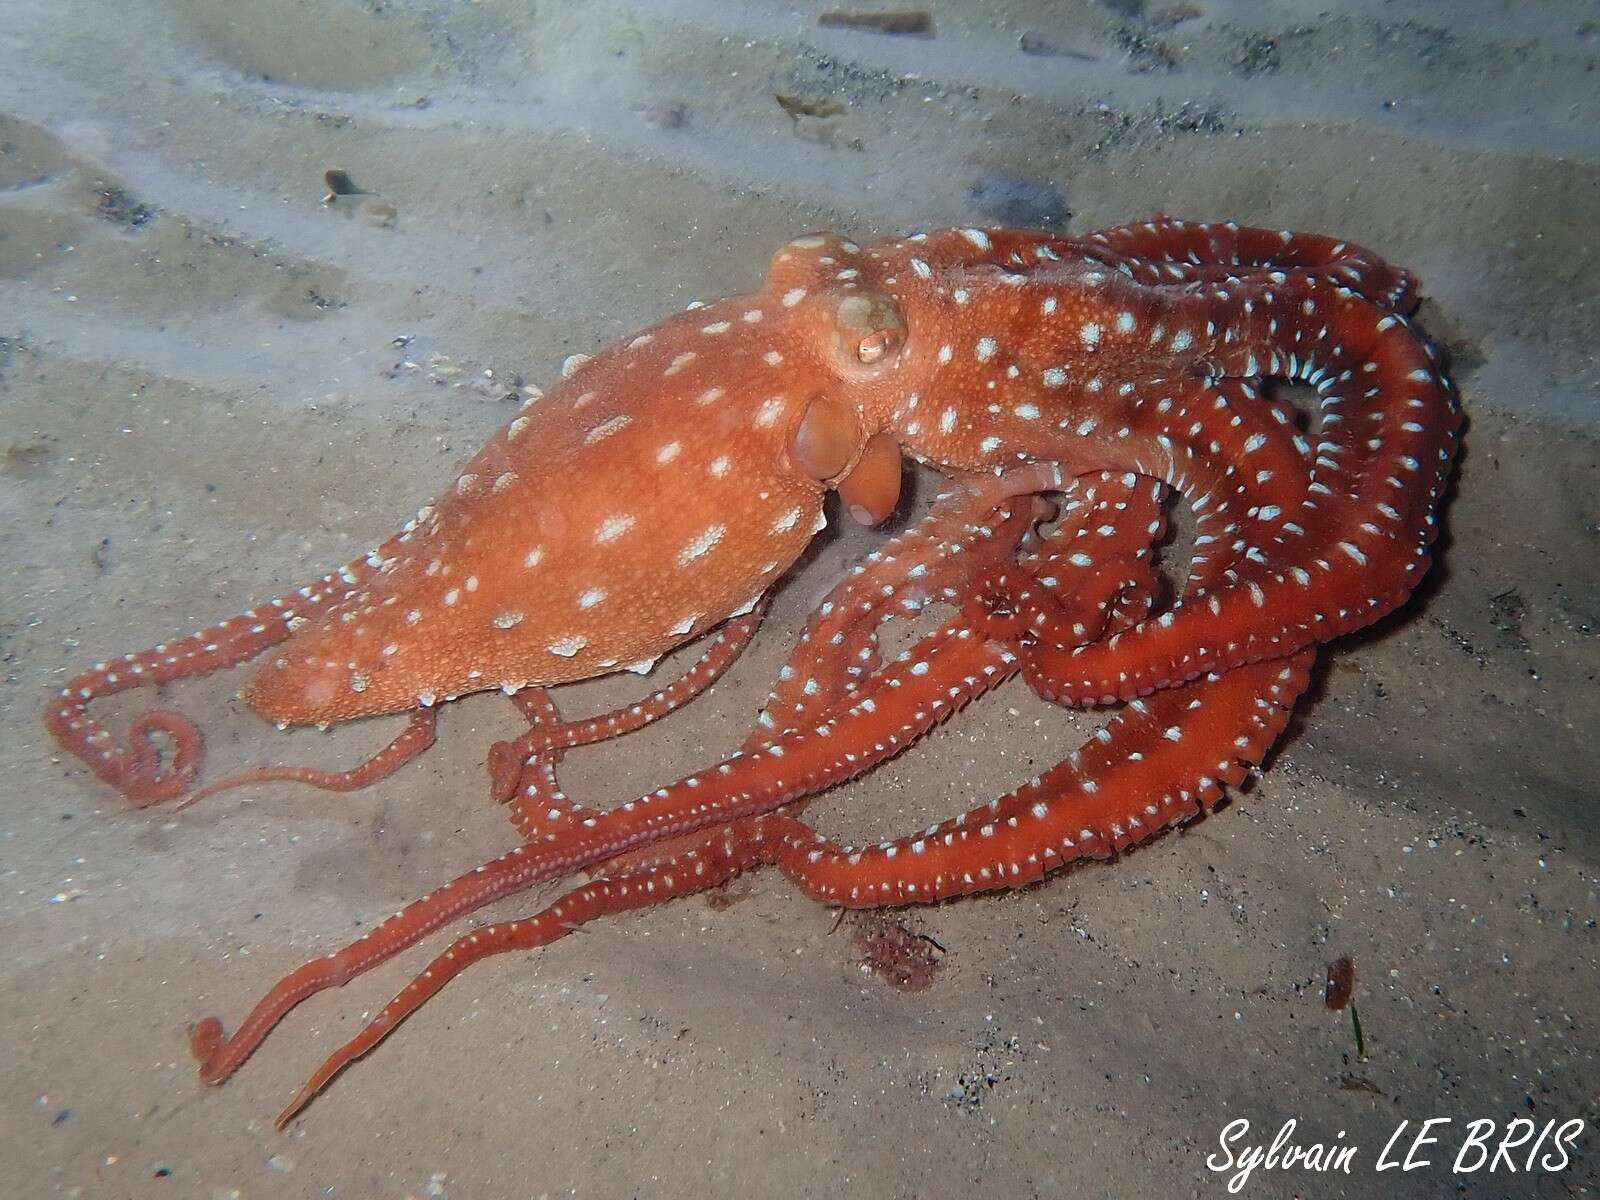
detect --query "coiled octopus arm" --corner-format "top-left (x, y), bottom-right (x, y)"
top-left (1033, 286), bottom-right (1458, 701)
top-left (45, 553), bottom-right (390, 804)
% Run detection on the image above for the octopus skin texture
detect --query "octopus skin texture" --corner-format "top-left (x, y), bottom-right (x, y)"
top-left (43, 217), bottom-right (1461, 1123)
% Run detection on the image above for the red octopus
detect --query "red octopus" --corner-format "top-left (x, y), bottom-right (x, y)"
top-left (45, 218), bottom-right (1460, 1123)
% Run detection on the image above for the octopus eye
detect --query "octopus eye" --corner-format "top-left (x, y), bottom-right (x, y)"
top-left (832, 291), bottom-right (907, 374)
top-left (857, 328), bottom-right (901, 363)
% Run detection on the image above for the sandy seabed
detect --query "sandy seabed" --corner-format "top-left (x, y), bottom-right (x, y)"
top-left (2, 2), bottom-right (1596, 1197)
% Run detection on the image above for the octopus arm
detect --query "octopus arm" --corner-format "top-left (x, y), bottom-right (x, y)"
top-left (271, 825), bottom-right (772, 1127)
top-left (778, 651), bottom-right (1312, 906)
top-left (487, 602), bottom-right (766, 806)
top-left (45, 544), bottom-right (397, 803)
top-left (1081, 216), bottom-right (1416, 311)
top-left (1031, 282), bottom-right (1460, 702)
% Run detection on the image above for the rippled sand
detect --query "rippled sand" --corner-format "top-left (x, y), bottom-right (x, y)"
top-left (2, 3), bottom-right (1596, 1196)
